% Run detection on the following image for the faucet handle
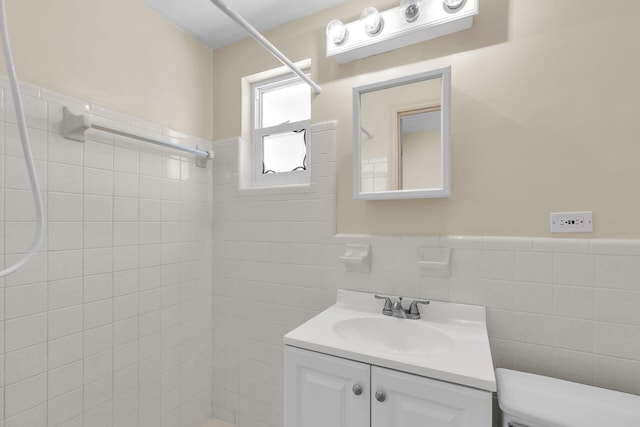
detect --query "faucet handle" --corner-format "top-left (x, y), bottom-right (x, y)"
top-left (374, 295), bottom-right (393, 316)
top-left (407, 299), bottom-right (430, 319)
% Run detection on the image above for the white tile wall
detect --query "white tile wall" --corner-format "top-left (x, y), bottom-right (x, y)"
top-left (3, 80), bottom-right (640, 427)
top-left (0, 77), bottom-right (214, 427)
top-left (210, 123), bottom-right (640, 427)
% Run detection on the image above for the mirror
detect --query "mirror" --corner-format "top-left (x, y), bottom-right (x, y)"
top-left (353, 67), bottom-right (451, 200)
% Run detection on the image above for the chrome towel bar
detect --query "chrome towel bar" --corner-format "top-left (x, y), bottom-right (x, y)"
top-left (62, 107), bottom-right (213, 168)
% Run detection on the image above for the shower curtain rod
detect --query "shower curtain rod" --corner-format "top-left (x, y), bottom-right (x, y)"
top-left (61, 107), bottom-right (213, 168)
top-left (209, 0), bottom-right (322, 94)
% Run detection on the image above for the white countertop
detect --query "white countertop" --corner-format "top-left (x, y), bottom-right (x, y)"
top-left (284, 289), bottom-right (496, 392)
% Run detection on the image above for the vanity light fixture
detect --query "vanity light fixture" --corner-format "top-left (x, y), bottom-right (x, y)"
top-left (360, 7), bottom-right (383, 35)
top-left (400, 0), bottom-right (423, 23)
top-left (326, 19), bottom-right (348, 45)
top-left (326, 0), bottom-right (479, 63)
top-left (443, 0), bottom-right (465, 10)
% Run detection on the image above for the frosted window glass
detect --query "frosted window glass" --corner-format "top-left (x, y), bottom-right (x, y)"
top-left (261, 81), bottom-right (310, 128)
top-left (263, 130), bottom-right (307, 173)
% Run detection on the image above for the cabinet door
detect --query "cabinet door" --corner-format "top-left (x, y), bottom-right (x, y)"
top-left (371, 366), bottom-right (492, 427)
top-left (285, 346), bottom-right (370, 427)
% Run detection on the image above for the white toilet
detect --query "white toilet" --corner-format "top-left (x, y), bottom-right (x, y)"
top-left (496, 368), bottom-right (640, 427)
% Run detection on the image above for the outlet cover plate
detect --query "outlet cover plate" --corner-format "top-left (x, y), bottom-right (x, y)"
top-left (550, 211), bottom-right (593, 233)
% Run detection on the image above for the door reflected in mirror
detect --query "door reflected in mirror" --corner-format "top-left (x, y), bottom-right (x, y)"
top-left (354, 67), bottom-right (451, 200)
top-left (399, 106), bottom-right (441, 190)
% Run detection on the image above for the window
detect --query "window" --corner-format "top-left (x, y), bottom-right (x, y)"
top-left (251, 71), bottom-right (311, 187)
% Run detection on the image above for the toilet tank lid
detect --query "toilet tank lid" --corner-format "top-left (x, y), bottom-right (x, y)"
top-left (496, 368), bottom-right (640, 427)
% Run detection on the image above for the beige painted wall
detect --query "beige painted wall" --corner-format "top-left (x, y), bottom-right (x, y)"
top-left (0, 0), bottom-right (213, 138)
top-left (211, 0), bottom-right (640, 238)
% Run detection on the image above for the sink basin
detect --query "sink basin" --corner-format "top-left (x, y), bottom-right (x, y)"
top-left (284, 290), bottom-right (497, 392)
top-left (333, 316), bottom-right (454, 355)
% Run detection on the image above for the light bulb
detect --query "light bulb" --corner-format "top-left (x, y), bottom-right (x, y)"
top-left (326, 19), bottom-right (348, 45)
top-left (400, 0), bottom-right (423, 23)
top-left (443, 0), bottom-right (465, 10)
top-left (360, 7), bottom-right (383, 36)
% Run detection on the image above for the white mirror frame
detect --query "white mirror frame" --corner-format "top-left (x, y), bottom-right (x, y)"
top-left (352, 66), bottom-right (451, 200)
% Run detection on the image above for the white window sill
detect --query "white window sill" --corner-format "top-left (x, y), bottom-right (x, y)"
top-left (237, 183), bottom-right (316, 197)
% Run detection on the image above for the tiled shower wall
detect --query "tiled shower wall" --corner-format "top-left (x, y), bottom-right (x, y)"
top-left (0, 78), bottom-right (214, 427)
top-left (211, 122), bottom-right (640, 427)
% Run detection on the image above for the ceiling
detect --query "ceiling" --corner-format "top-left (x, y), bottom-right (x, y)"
top-left (141, 0), bottom-right (349, 50)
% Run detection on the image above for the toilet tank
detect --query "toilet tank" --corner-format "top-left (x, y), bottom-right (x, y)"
top-left (496, 368), bottom-right (640, 427)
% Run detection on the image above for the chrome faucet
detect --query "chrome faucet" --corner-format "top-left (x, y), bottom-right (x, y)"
top-left (374, 295), bottom-right (430, 319)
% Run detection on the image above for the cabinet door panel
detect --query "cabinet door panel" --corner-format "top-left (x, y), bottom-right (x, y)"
top-left (371, 366), bottom-right (492, 427)
top-left (285, 347), bottom-right (370, 427)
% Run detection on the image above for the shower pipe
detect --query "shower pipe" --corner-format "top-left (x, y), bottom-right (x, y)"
top-left (208, 0), bottom-right (322, 94)
top-left (361, 126), bottom-right (374, 139)
top-left (0, 0), bottom-right (45, 278)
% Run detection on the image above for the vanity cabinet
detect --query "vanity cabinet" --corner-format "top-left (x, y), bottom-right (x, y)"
top-left (371, 362), bottom-right (491, 426)
top-left (285, 346), bottom-right (492, 427)
top-left (285, 345), bottom-right (370, 427)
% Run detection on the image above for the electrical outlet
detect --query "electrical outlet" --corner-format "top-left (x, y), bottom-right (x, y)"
top-left (550, 211), bottom-right (593, 233)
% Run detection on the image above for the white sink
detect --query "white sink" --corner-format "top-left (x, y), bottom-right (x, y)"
top-left (284, 289), bottom-right (496, 392)
top-left (333, 316), bottom-right (454, 355)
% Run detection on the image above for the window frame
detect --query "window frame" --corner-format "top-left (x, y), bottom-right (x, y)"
top-left (251, 70), bottom-right (311, 188)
